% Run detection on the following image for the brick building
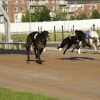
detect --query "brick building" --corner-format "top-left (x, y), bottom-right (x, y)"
top-left (0, 0), bottom-right (100, 23)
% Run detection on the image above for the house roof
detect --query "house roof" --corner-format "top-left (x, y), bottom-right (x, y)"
top-left (66, 0), bottom-right (100, 4)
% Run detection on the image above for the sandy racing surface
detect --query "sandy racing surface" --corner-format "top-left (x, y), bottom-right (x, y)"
top-left (0, 50), bottom-right (100, 100)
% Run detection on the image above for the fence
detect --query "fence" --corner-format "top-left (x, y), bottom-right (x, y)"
top-left (0, 19), bottom-right (100, 33)
top-left (0, 42), bottom-right (100, 53)
top-left (0, 42), bottom-right (61, 50)
top-left (48, 24), bottom-right (100, 42)
top-left (0, 24), bottom-right (100, 45)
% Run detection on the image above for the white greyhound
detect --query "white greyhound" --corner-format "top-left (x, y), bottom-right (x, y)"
top-left (77, 31), bottom-right (100, 54)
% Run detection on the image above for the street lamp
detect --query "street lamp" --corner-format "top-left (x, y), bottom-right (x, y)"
top-left (29, 9), bottom-right (31, 32)
top-left (28, 0), bottom-right (32, 33)
top-left (66, 1), bottom-right (77, 32)
top-left (66, 1), bottom-right (69, 32)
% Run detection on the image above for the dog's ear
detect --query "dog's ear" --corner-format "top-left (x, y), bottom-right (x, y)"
top-left (41, 31), bottom-right (43, 34)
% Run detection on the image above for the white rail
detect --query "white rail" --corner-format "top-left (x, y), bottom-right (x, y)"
top-left (0, 42), bottom-right (100, 52)
top-left (0, 42), bottom-right (61, 50)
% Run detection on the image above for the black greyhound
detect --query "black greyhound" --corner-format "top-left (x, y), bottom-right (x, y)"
top-left (57, 36), bottom-right (80, 54)
top-left (26, 31), bottom-right (49, 64)
top-left (57, 30), bottom-right (91, 54)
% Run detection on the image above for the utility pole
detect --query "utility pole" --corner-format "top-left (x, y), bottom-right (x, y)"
top-left (66, 1), bottom-right (69, 32)
top-left (29, 10), bottom-right (31, 32)
top-left (28, 0), bottom-right (31, 33)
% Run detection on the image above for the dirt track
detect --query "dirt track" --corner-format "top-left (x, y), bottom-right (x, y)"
top-left (0, 50), bottom-right (100, 100)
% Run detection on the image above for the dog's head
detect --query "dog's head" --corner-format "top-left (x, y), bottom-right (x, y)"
top-left (92, 37), bottom-right (100, 47)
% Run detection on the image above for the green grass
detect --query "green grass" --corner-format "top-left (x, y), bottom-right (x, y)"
top-left (2, 32), bottom-right (70, 42)
top-left (2, 34), bottom-right (28, 42)
top-left (11, 34), bottom-right (28, 42)
top-left (0, 86), bottom-right (63, 100)
top-left (1, 30), bottom-right (100, 42)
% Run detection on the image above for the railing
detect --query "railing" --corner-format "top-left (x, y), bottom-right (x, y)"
top-left (0, 42), bottom-right (61, 50)
top-left (28, 1), bottom-right (45, 6)
top-left (0, 42), bottom-right (100, 52)
top-left (58, 1), bottom-right (68, 5)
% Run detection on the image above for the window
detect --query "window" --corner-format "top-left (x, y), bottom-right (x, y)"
top-left (52, 0), bottom-right (54, 3)
top-left (21, 7), bottom-right (24, 11)
top-left (67, 6), bottom-right (69, 9)
top-left (51, 6), bottom-right (55, 11)
top-left (45, 0), bottom-right (48, 3)
top-left (94, 5), bottom-right (97, 9)
top-left (15, 7), bottom-right (18, 12)
top-left (81, 6), bottom-right (84, 10)
top-left (38, 0), bottom-right (40, 2)
top-left (75, 6), bottom-right (78, 10)
top-left (30, 6), bottom-right (34, 12)
top-left (5, 7), bottom-right (8, 12)
top-left (15, 15), bottom-right (18, 20)
top-left (21, 0), bottom-right (24, 3)
top-left (75, 13), bottom-right (78, 16)
top-left (5, 1), bottom-right (8, 4)
top-left (14, 0), bottom-right (18, 4)
top-left (89, 12), bottom-right (92, 16)
top-left (89, 5), bottom-right (92, 10)
top-left (29, 0), bottom-right (33, 3)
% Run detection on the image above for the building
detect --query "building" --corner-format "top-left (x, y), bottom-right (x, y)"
top-left (0, 0), bottom-right (100, 23)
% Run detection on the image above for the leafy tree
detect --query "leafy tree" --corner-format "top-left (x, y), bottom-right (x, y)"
top-left (74, 13), bottom-right (87, 20)
top-left (22, 6), bottom-right (51, 22)
top-left (39, 6), bottom-right (51, 21)
top-left (52, 11), bottom-right (62, 21)
top-left (70, 15), bottom-right (75, 20)
top-left (32, 6), bottom-right (51, 22)
top-left (21, 11), bottom-right (30, 22)
top-left (79, 13), bottom-right (87, 20)
top-left (90, 9), bottom-right (100, 19)
top-left (75, 15), bottom-right (80, 20)
top-left (52, 9), bottom-right (67, 21)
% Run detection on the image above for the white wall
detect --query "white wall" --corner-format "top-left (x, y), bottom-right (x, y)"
top-left (0, 19), bottom-right (100, 33)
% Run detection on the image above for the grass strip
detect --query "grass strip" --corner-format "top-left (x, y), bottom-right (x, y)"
top-left (0, 86), bottom-right (63, 100)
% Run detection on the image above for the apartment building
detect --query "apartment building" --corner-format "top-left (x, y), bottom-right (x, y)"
top-left (0, 0), bottom-right (100, 23)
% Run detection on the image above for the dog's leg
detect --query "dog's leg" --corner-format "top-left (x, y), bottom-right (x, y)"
top-left (37, 49), bottom-right (42, 64)
top-left (34, 47), bottom-right (38, 59)
top-left (72, 42), bottom-right (80, 52)
top-left (26, 45), bottom-right (30, 61)
top-left (77, 48), bottom-right (80, 54)
top-left (90, 39), bottom-right (97, 52)
top-left (63, 44), bottom-right (72, 54)
top-left (26, 35), bottom-right (32, 62)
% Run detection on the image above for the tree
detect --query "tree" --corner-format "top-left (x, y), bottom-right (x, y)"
top-left (74, 13), bottom-right (87, 20)
top-left (79, 13), bottom-right (87, 20)
top-left (52, 9), bottom-right (67, 21)
top-left (70, 15), bottom-right (75, 20)
top-left (32, 6), bottom-right (51, 22)
top-left (21, 11), bottom-right (30, 22)
top-left (90, 9), bottom-right (100, 19)
top-left (75, 15), bottom-right (80, 20)
top-left (52, 11), bottom-right (63, 21)
top-left (39, 6), bottom-right (51, 21)
top-left (22, 6), bottom-right (51, 22)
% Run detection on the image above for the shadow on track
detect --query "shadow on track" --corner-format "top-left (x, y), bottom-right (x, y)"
top-left (58, 57), bottom-right (100, 61)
